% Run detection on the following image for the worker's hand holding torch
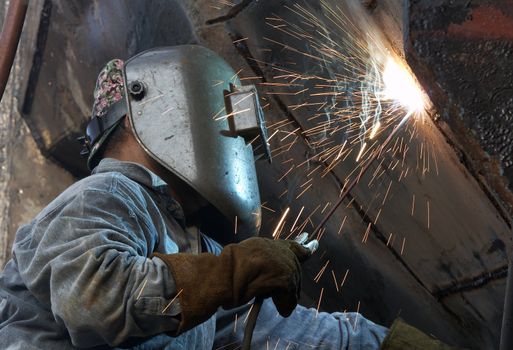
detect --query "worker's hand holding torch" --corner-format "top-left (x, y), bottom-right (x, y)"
top-left (154, 233), bottom-right (318, 335)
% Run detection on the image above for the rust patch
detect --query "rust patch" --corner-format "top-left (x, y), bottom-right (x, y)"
top-left (448, 5), bottom-right (513, 40)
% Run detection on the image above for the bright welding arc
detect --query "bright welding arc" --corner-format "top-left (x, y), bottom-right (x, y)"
top-left (312, 58), bottom-right (425, 237)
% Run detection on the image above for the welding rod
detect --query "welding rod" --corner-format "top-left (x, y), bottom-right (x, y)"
top-left (0, 0), bottom-right (28, 102)
top-left (312, 112), bottom-right (412, 238)
top-left (241, 297), bottom-right (263, 350)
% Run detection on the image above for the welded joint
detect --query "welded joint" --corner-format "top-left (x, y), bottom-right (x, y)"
top-left (434, 265), bottom-right (508, 300)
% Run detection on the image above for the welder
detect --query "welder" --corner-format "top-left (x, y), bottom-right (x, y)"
top-left (0, 45), bottom-right (459, 349)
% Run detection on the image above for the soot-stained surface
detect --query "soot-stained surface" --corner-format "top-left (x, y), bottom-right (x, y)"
top-left (406, 0), bottom-right (513, 213)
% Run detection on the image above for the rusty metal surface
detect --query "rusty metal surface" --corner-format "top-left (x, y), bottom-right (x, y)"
top-left (405, 4), bottom-right (513, 345)
top-left (405, 0), bottom-right (513, 214)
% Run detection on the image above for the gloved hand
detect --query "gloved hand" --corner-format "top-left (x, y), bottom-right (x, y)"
top-left (381, 319), bottom-right (467, 350)
top-left (154, 234), bottom-right (316, 334)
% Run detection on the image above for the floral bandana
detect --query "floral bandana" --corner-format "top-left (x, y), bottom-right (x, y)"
top-left (92, 59), bottom-right (125, 118)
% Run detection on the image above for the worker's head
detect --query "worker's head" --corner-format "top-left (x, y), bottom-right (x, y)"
top-left (81, 46), bottom-right (269, 241)
top-left (83, 57), bottom-right (210, 220)
top-left (84, 58), bottom-right (127, 169)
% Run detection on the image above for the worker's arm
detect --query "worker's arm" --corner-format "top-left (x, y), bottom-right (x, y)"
top-left (14, 187), bottom-right (182, 347)
top-left (154, 236), bottom-right (310, 335)
top-left (214, 299), bottom-right (388, 349)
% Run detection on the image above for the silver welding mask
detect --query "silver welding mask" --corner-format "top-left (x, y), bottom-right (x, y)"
top-left (123, 46), bottom-right (271, 240)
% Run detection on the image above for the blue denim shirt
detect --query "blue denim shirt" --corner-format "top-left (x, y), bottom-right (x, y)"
top-left (0, 158), bottom-right (387, 349)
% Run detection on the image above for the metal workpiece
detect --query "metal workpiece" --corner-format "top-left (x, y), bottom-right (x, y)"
top-left (228, 1), bottom-right (511, 347)
top-left (125, 45), bottom-right (263, 240)
top-left (405, 0), bottom-right (513, 212)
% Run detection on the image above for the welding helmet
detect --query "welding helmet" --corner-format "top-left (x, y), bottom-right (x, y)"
top-left (118, 45), bottom-right (269, 239)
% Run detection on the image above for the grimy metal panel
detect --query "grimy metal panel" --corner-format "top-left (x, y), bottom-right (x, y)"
top-left (228, 0), bottom-right (510, 347)
top-left (405, 0), bottom-right (513, 213)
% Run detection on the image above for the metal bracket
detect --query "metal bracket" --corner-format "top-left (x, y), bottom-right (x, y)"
top-left (225, 84), bottom-right (272, 163)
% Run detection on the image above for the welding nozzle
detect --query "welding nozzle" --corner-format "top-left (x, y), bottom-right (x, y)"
top-left (294, 232), bottom-right (319, 255)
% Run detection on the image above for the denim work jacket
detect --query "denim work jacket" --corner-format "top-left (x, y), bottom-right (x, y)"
top-left (0, 158), bottom-right (387, 349)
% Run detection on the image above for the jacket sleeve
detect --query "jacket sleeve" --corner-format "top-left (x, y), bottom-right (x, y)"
top-left (14, 187), bottom-right (181, 347)
top-left (214, 299), bottom-right (388, 349)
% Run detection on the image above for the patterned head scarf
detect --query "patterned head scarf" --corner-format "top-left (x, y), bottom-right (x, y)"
top-left (84, 59), bottom-right (126, 170)
top-left (91, 59), bottom-right (125, 118)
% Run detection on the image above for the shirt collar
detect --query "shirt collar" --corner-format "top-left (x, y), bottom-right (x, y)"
top-left (92, 158), bottom-right (168, 193)
top-left (92, 158), bottom-right (187, 226)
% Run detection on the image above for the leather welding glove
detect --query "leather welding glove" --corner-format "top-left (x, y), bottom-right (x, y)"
top-left (381, 319), bottom-right (466, 350)
top-left (154, 237), bottom-right (312, 334)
